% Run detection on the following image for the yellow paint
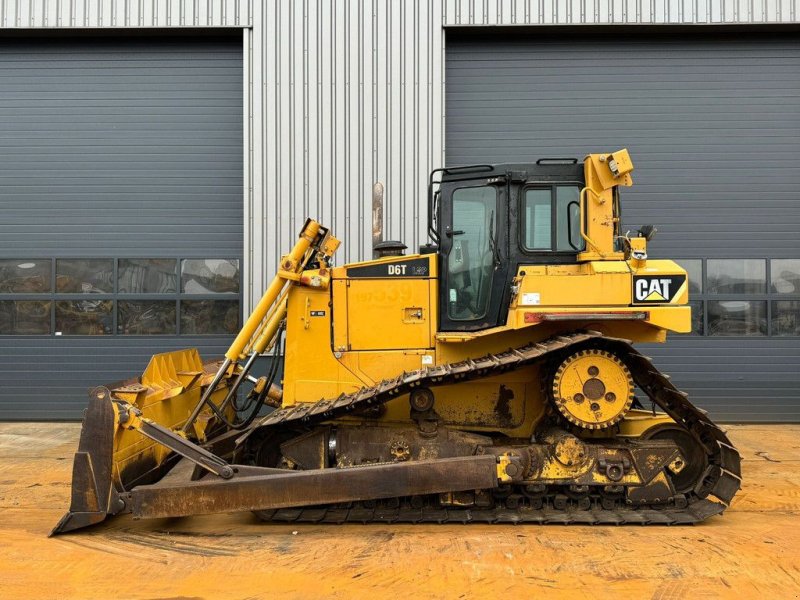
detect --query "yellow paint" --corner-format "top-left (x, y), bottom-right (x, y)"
top-left (106, 349), bottom-right (236, 488)
top-left (282, 287), bottom-right (363, 406)
top-left (551, 349), bottom-right (634, 429)
top-left (226, 219), bottom-right (321, 361)
top-left (577, 150), bottom-right (633, 261)
top-left (75, 150), bottom-right (699, 496)
top-left (513, 261), bottom-right (631, 307)
top-left (344, 278), bottom-right (433, 350)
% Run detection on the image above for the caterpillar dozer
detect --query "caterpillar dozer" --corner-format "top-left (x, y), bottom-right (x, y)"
top-left (52, 149), bottom-right (741, 534)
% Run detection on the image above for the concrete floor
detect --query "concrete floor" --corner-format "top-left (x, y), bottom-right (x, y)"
top-left (0, 423), bottom-right (799, 600)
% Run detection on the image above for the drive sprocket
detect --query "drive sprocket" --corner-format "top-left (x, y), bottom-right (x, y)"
top-left (551, 348), bottom-right (634, 430)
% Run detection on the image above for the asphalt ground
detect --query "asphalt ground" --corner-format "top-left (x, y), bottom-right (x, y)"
top-left (0, 422), bottom-right (798, 599)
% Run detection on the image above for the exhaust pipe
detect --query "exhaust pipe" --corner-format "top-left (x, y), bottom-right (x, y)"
top-left (372, 182), bottom-right (384, 259)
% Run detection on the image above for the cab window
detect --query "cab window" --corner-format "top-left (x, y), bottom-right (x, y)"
top-left (522, 186), bottom-right (584, 252)
top-left (447, 186), bottom-right (497, 321)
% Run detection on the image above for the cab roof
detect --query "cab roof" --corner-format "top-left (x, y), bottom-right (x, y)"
top-left (438, 160), bottom-right (584, 184)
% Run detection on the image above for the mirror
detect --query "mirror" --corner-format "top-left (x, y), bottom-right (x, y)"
top-left (638, 224), bottom-right (657, 241)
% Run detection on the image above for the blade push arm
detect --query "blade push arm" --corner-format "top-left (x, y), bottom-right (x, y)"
top-left (181, 219), bottom-right (340, 434)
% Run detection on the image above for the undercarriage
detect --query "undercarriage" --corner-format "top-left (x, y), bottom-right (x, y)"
top-left (52, 332), bottom-right (741, 533)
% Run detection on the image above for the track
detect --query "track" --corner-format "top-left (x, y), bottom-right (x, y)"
top-left (249, 331), bottom-right (742, 524)
top-left (255, 497), bottom-right (726, 525)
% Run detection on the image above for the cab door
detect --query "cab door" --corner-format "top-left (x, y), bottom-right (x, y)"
top-left (438, 178), bottom-right (509, 331)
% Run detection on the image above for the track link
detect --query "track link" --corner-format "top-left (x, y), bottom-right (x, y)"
top-left (255, 498), bottom-right (725, 525)
top-left (249, 331), bottom-right (741, 524)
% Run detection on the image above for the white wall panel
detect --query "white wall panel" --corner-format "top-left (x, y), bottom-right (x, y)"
top-left (0, 0), bottom-right (249, 28)
top-left (441, 0), bottom-right (797, 24)
top-left (246, 0), bottom-right (445, 304)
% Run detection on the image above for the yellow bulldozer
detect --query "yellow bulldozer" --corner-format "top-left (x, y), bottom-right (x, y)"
top-left (52, 149), bottom-right (741, 534)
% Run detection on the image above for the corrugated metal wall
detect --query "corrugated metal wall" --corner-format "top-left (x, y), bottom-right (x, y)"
top-left (445, 33), bottom-right (800, 421)
top-left (442, 0), bottom-right (798, 24)
top-left (0, 0), bottom-right (250, 28)
top-left (245, 1), bottom-right (446, 306)
top-left (0, 0), bottom-right (798, 421)
top-left (1, 0), bottom-right (797, 308)
top-left (0, 39), bottom-right (243, 419)
top-left (247, 0), bottom-right (799, 307)
top-left (0, 40), bottom-right (243, 257)
top-left (0, 0), bottom-right (794, 29)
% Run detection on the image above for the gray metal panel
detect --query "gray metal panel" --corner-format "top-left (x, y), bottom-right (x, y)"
top-left (642, 338), bottom-right (800, 422)
top-left (0, 40), bottom-right (243, 256)
top-left (0, 337), bottom-right (233, 420)
top-left (0, 40), bottom-right (243, 419)
top-left (446, 34), bottom-right (800, 421)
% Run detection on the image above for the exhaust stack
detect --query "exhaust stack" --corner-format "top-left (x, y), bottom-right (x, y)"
top-left (372, 182), bottom-right (384, 259)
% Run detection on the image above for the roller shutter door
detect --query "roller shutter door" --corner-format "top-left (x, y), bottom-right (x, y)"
top-left (0, 39), bottom-right (243, 419)
top-left (446, 33), bottom-right (800, 421)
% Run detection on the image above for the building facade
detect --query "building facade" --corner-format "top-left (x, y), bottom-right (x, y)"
top-left (0, 0), bottom-right (798, 420)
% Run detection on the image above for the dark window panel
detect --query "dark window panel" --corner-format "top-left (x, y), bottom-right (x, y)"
top-left (771, 301), bottom-right (800, 336)
top-left (555, 186), bottom-right (584, 252)
top-left (689, 300), bottom-right (704, 335)
top-left (181, 259), bottom-right (240, 294)
top-left (448, 186), bottom-right (498, 321)
top-left (56, 259), bottom-right (114, 293)
top-left (118, 259), bottom-right (177, 294)
top-left (118, 300), bottom-right (176, 335)
top-left (180, 300), bottom-right (240, 335)
top-left (770, 259), bottom-right (800, 295)
top-left (0, 259), bottom-right (52, 293)
top-left (707, 300), bottom-right (767, 336)
top-left (677, 259), bottom-right (702, 296)
top-left (0, 300), bottom-right (52, 335)
top-left (55, 300), bottom-right (113, 335)
top-left (523, 189), bottom-right (552, 250)
top-left (706, 259), bottom-right (765, 294)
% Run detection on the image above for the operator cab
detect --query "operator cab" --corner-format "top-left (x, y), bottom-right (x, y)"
top-left (428, 159), bottom-right (591, 332)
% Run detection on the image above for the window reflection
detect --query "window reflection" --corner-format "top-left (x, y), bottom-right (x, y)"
top-left (0, 259), bottom-right (52, 293)
top-left (118, 301), bottom-right (176, 335)
top-left (448, 186), bottom-right (497, 321)
top-left (56, 259), bottom-right (114, 293)
top-left (55, 300), bottom-right (113, 335)
top-left (181, 259), bottom-right (240, 294)
top-left (770, 259), bottom-right (800, 295)
top-left (181, 300), bottom-right (239, 334)
top-left (688, 300), bottom-right (704, 335)
top-left (119, 259), bottom-right (177, 293)
top-left (0, 301), bottom-right (51, 335)
top-left (707, 259), bottom-right (765, 294)
top-left (772, 301), bottom-right (800, 336)
top-left (1, 256), bottom-right (244, 336)
top-left (677, 259), bottom-right (702, 296)
top-left (524, 189), bottom-right (551, 250)
top-left (707, 301), bottom-right (766, 336)
top-left (555, 186), bottom-right (584, 251)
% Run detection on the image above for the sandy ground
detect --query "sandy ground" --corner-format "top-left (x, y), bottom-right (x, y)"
top-left (0, 422), bottom-right (799, 600)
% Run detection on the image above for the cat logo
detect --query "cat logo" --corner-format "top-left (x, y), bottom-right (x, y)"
top-left (633, 275), bottom-right (686, 304)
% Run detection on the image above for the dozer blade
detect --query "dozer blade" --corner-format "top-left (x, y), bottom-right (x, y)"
top-left (51, 390), bottom-right (122, 535)
top-left (51, 349), bottom-right (235, 535)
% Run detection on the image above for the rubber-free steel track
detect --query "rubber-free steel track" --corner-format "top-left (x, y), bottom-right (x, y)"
top-left (251, 331), bottom-right (741, 524)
